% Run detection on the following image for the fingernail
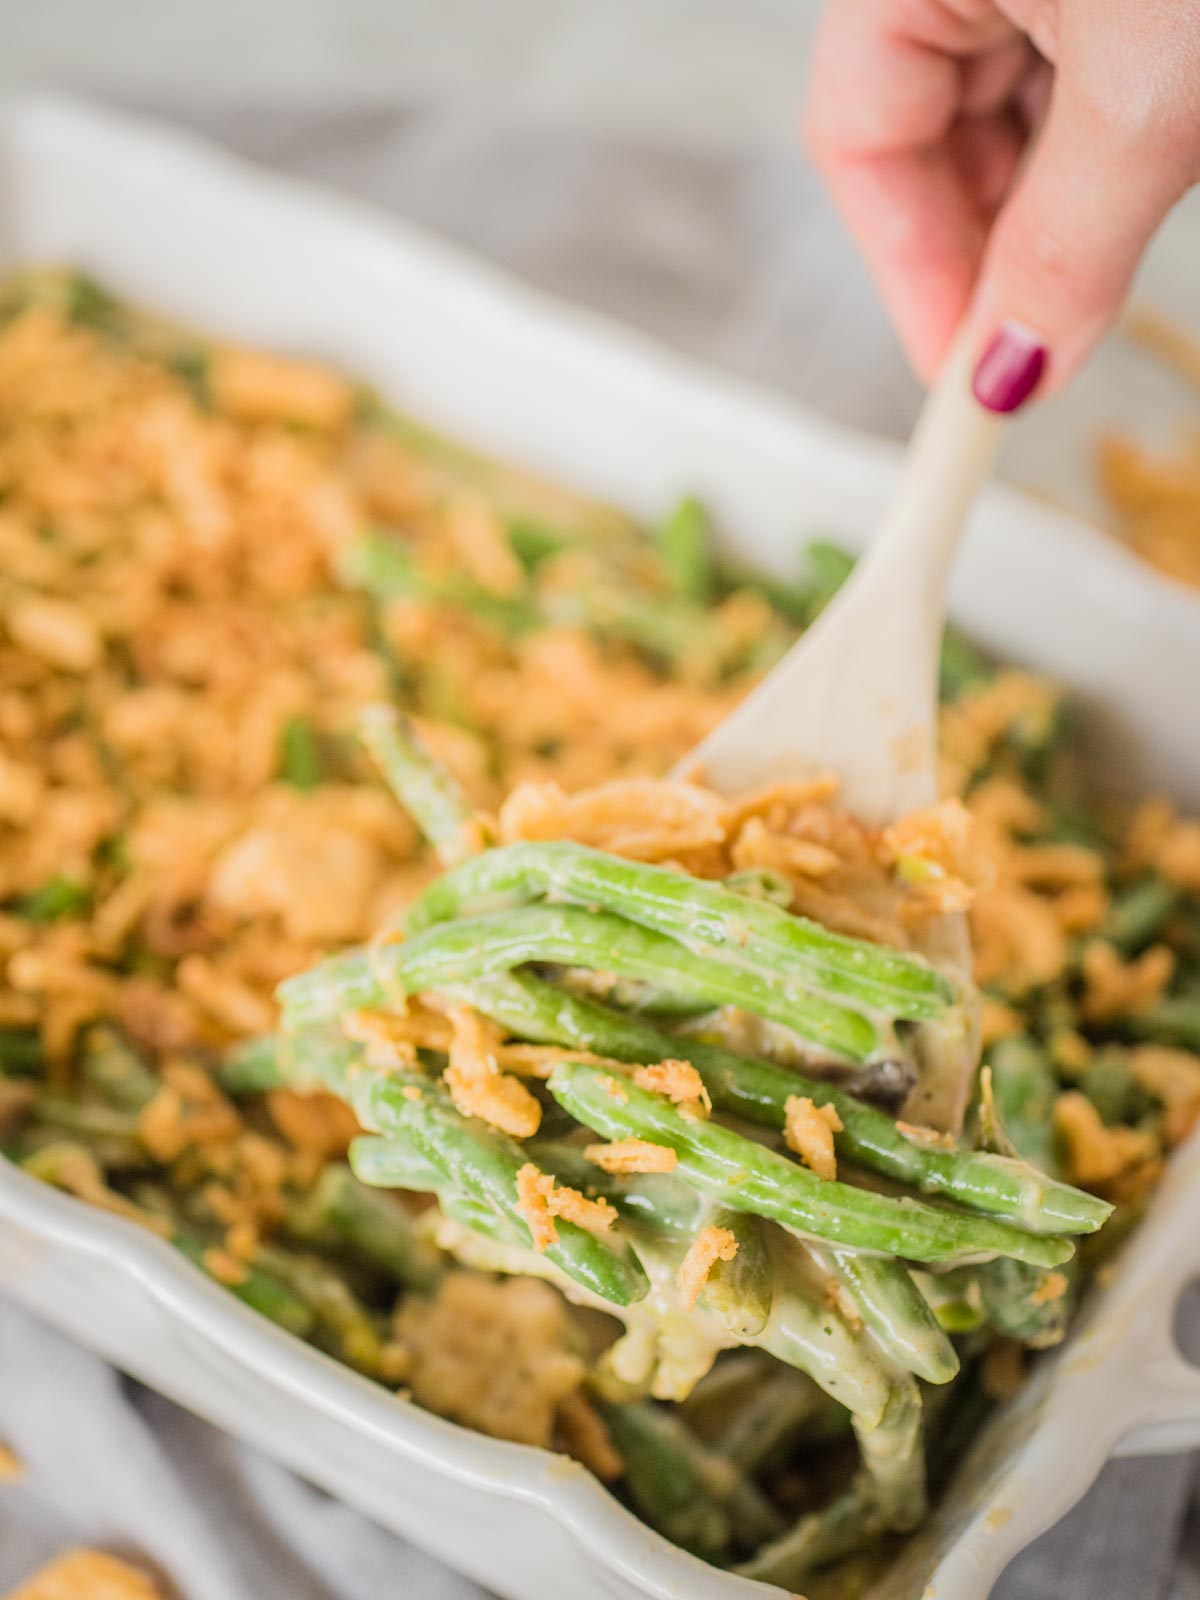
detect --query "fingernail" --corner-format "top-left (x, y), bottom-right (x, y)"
top-left (971, 322), bottom-right (1047, 413)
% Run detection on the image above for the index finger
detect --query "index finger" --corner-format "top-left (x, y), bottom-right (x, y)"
top-left (803, 0), bottom-right (1020, 377)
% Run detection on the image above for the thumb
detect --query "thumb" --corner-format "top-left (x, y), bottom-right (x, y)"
top-left (967, 76), bottom-right (1198, 413)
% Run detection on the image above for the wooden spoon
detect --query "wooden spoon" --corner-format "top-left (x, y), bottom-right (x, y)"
top-left (684, 333), bottom-right (1003, 1129)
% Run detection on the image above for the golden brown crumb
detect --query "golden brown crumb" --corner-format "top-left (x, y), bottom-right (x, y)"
top-left (718, 774), bottom-right (840, 833)
top-left (895, 1120), bottom-right (955, 1148)
top-left (1054, 1091), bottom-right (1158, 1190)
top-left (883, 798), bottom-right (988, 916)
top-left (495, 1043), bottom-right (619, 1078)
top-left (1052, 882), bottom-right (1110, 935)
top-left (266, 1088), bottom-right (361, 1158)
top-left (728, 816), bottom-right (840, 882)
top-left (5, 1550), bottom-right (163, 1600)
top-left (600, 1075), bottom-right (629, 1104)
top-left (979, 997), bottom-right (1023, 1047)
top-left (137, 1062), bottom-right (242, 1162)
top-left (514, 1163), bottom-right (615, 1252)
top-left (1029, 1270), bottom-right (1069, 1308)
top-left (445, 1061), bottom-right (542, 1139)
top-left (444, 1004), bottom-right (542, 1138)
top-left (210, 345), bottom-right (352, 430)
top-left (396, 1273), bottom-right (585, 1448)
top-left (35, 1146), bottom-right (171, 1238)
top-left (497, 777), bottom-right (726, 861)
top-left (1081, 940), bottom-right (1175, 1023)
top-left (783, 1095), bottom-right (843, 1180)
top-left (824, 1275), bottom-right (864, 1332)
top-left (1157, 819), bottom-right (1200, 892)
top-left (0, 1439), bottom-right (24, 1482)
top-left (5, 594), bottom-right (102, 673)
top-left (633, 1059), bottom-right (711, 1118)
top-left (584, 1138), bottom-right (678, 1175)
top-left (443, 492), bottom-right (525, 598)
top-left (675, 1225), bottom-right (738, 1311)
top-left (1050, 1030), bottom-right (1093, 1078)
top-left (548, 1184), bottom-right (617, 1236)
top-left (970, 883), bottom-right (1069, 993)
top-left (201, 1247), bottom-right (250, 1287)
top-left (556, 1390), bottom-right (624, 1482)
top-left (1130, 1045), bottom-right (1200, 1146)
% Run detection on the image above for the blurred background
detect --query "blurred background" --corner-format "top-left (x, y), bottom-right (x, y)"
top-left (1, 0), bottom-right (1198, 534)
top-left (1, 8), bottom-right (1199, 1599)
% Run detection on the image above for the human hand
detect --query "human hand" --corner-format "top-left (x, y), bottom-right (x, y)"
top-left (804, 0), bottom-right (1200, 410)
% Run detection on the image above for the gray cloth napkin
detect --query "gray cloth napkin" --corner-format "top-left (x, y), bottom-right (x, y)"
top-left (2, 102), bottom-right (1197, 1599)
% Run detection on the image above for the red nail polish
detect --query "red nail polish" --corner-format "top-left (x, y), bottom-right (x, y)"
top-left (971, 323), bottom-right (1047, 414)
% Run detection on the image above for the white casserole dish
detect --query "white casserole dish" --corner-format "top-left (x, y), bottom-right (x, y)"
top-left (2, 94), bottom-right (1200, 1600)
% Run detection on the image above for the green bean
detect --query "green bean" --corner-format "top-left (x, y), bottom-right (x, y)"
top-left (721, 867), bottom-right (793, 909)
top-left (596, 1400), bottom-right (732, 1560)
top-left (64, 271), bottom-right (126, 337)
top-left (721, 563), bottom-right (813, 628)
top-left (736, 1477), bottom-right (881, 1586)
top-left (222, 1027), bottom-right (360, 1096)
top-left (24, 1141), bottom-right (320, 1340)
top-left (504, 517), bottom-right (571, 571)
top-left (166, 344), bottom-right (211, 406)
top-left (855, 1375), bottom-right (927, 1532)
top-left (457, 972), bottom-right (1110, 1235)
top-left (253, 1244), bottom-right (384, 1373)
top-left (974, 1256), bottom-right (1078, 1349)
top-left (701, 1209), bottom-right (773, 1339)
top-left (444, 1115), bottom-right (771, 1339)
top-left (172, 1232), bottom-right (317, 1339)
top-left (926, 1363), bottom-right (994, 1493)
top-left (351, 1133), bottom-right (519, 1248)
top-left (799, 539), bottom-right (855, 620)
top-left (352, 1122), bottom-right (700, 1256)
top-left (338, 533), bottom-right (538, 637)
top-left (285, 1162), bottom-right (443, 1291)
top-left (987, 1035), bottom-right (1060, 1173)
top-left (914, 1268), bottom-right (985, 1334)
top-left (242, 1039), bottom-right (649, 1307)
top-left (716, 1367), bottom-right (850, 1473)
top-left (81, 1026), bottom-right (158, 1113)
top-left (679, 1351), bottom-right (774, 1440)
top-left (357, 704), bottom-right (482, 864)
top-left (1045, 803), bottom-right (1112, 854)
top-left (527, 1138), bottom-right (702, 1239)
top-left (939, 626), bottom-right (993, 701)
top-left (278, 713), bottom-right (322, 790)
top-left (0, 1029), bottom-right (41, 1075)
top-left (292, 1051), bottom-right (648, 1308)
top-left (1010, 695), bottom-right (1068, 784)
top-left (1104, 876), bottom-right (1182, 953)
top-left (455, 967), bottom-right (1101, 1231)
top-left (815, 1248), bottom-right (959, 1384)
top-left (1126, 997), bottom-right (1200, 1052)
top-left (656, 496), bottom-right (713, 604)
top-left (348, 1133), bottom-right (446, 1193)
top-left (19, 876), bottom-right (91, 923)
top-left (546, 583), bottom-right (707, 665)
top-left (549, 1060), bottom-right (1073, 1267)
top-left (279, 904), bottom-right (881, 1063)
top-left (754, 1302), bottom-right (885, 1429)
top-left (561, 972), bottom-right (715, 1022)
top-left (32, 1095), bottom-right (144, 1149)
top-left (401, 839), bottom-right (954, 1021)
top-left (1081, 1049), bottom-right (1153, 1127)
